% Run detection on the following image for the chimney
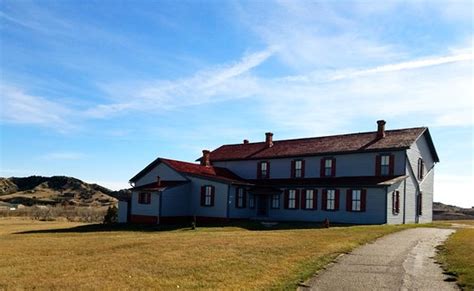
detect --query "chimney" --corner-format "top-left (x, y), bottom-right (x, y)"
top-left (265, 132), bottom-right (274, 148)
top-left (156, 176), bottom-right (161, 187)
top-left (377, 120), bottom-right (386, 139)
top-left (243, 139), bottom-right (249, 144)
top-left (201, 150), bottom-right (211, 167)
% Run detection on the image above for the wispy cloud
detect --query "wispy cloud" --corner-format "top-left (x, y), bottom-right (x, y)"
top-left (0, 84), bottom-right (76, 132)
top-left (39, 151), bottom-right (87, 160)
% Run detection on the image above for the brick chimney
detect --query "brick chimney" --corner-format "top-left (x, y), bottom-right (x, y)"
top-left (243, 139), bottom-right (249, 144)
top-left (377, 120), bottom-right (386, 139)
top-left (201, 150), bottom-right (211, 167)
top-left (265, 132), bottom-right (274, 148)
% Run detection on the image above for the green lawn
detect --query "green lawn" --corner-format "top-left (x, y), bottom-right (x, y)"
top-left (0, 218), bottom-right (417, 290)
top-left (437, 221), bottom-right (474, 290)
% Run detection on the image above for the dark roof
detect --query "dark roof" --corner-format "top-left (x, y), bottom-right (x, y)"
top-left (247, 175), bottom-right (408, 188)
top-left (129, 158), bottom-right (249, 185)
top-left (132, 181), bottom-right (188, 192)
top-left (204, 127), bottom-right (430, 161)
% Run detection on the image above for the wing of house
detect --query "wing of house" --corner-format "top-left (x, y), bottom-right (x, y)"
top-left (119, 120), bottom-right (439, 225)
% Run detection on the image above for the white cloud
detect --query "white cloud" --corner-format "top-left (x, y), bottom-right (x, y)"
top-left (435, 174), bottom-right (474, 208)
top-left (39, 151), bottom-right (86, 160)
top-left (0, 84), bottom-right (76, 131)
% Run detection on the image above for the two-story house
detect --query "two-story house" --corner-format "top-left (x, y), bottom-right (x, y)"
top-left (118, 120), bottom-right (439, 225)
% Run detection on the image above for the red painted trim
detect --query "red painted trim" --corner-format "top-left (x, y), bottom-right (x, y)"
top-left (130, 215), bottom-right (158, 224)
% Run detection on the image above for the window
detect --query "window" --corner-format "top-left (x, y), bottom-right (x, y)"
top-left (258, 161), bottom-right (270, 179)
top-left (235, 188), bottom-right (246, 208)
top-left (320, 158), bottom-right (336, 177)
top-left (418, 158), bottom-right (424, 180)
top-left (288, 190), bottom-right (297, 209)
top-left (292, 160), bottom-right (304, 178)
top-left (249, 195), bottom-right (255, 208)
top-left (380, 155), bottom-right (390, 175)
top-left (352, 190), bottom-right (361, 211)
top-left (200, 185), bottom-right (215, 207)
top-left (417, 192), bottom-right (423, 216)
top-left (271, 194), bottom-right (280, 209)
top-left (392, 191), bottom-right (400, 214)
top-left (305, 189), bottom-right (314, 209)
top-left (326, 190), bottom-right (335, 210)
top-left (138, 192), bottom-right (151, 204)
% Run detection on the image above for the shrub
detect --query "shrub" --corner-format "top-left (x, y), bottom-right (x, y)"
top-left (103, 205), bottom-right (118, 224)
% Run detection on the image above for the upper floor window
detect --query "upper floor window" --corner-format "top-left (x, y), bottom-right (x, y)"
top-left (200, 185), bottom-right (215, 207)
top-left (257, 161), bottom-right (270, 179)
top-left (320, 158), bottom-right (336, 177)
top-left (271, 194), bottom-right (280, 209)
top-left (138, 192), bottom-right (151, 204)
top-left (392, 191), bottom-right (400, 215)
top-left (376, 154), bottom-right (394, 176)
top-left (235, 187), bottom-right (246, 208)
top-left (417, 158), bottom-right (424, 180)
top-left (291, 159), bottom-right (305, 178)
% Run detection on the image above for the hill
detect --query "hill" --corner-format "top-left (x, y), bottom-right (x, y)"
top-left (433, 202), bottom-right (474, 220)
top-left (0, 176), bottom-right (129, 207)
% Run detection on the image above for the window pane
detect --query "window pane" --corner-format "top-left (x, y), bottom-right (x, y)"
top-left (325, 159), bottom-right (332, 167)
top-left (295, 160), bottom-right (302, 169)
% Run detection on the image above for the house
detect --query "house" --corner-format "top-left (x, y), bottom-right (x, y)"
top-left (118, 120), bottom-right (439, 225)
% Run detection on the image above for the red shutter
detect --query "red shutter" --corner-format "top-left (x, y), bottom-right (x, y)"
top-left (334, 189), bottom-right (340, 211)
top-left (346, 189), bottom-right (352, 211)
top-left (300, 190), bottom-right (306, 210)
top-left (291, 160), bottom-right (295, 178)
top-left (320, 158), bottom-right (325, 177)
top-left (235, 188), bottom-right (240, 208)
top-left (361, 189), bottom-right (367, 212)
top-left (418, 192), bottom-right (423, 215)
top-left (322, 189), bottom-right (327, 210)
top-left (389, 155), bottom-right (395, 175)
top-left (200, 186), bottom-right (206, 206)
top-left (210, 186), bottom-right (215, 206)
top-left (375, 155), bottom-right (381, 176)
top-left (266, 161), bottom-right (271, 179)
top-left (313, 189), bottom-right (318, 210)
top-left (243, 189), bottom-right (247, 208)
top-left (295, 190), bottom-right (300, 209)
top-left (284, 190), bottom-right (289, 209)
top-left (257, 162), bottom-right (262, 179)
top-left (301, 160), bottom-right (306, 178)
top-left (331, 158), bottom-right (336, 177)
top-left (396, 191), bottom-right (400, 213)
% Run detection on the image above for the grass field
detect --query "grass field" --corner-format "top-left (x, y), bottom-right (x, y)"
top-left (437, 220), bottom-right (474, 290)
top-left (0, 218), bottom-right (418, 290)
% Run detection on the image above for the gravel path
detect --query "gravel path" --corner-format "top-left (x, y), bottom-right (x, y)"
top-left (299, 228), bottom-right (458, 291)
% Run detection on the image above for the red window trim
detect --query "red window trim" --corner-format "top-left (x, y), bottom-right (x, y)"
top-left (345, 189), bottom-right (366, 212)
top-left (322, 189), bottom-right (339, 211)
top-left (376, 154), bottom-right (395, 176)
top-left (301, 189), bottom-right (317, 210)
top-left (418, 158), bottom-right (424, 180)
top-left (138, 192), bottom-right (151, 204)
top-left (200, 185), bottom-right (215, 207)
top-left (284, 189), bottom-right (300, 210)
top-left (320, 158), bottom-right (336, 177)
top-left (392, 191), bottom-right (400, 214)
top-left (291, 159), bottom-right (305, 178)
top-left (257, 161), bottom-right (270, 179)
top-left (235, 187), bottom-right (247, 208)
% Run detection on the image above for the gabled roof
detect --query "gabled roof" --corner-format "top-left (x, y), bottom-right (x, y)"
top-left (129, 157), bottom-right (249, 185)
top-left (205, 127), bottom-right (430, 161)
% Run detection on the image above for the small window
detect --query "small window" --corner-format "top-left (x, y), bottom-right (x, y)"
top-left (325, 159), bottom-right (332, 176)
top-left (305, 189), bottom-right (314, 209)
top-left (288, 190), bottom-right (297, 209)
top-left (236, 188), bottom-right (245, 208)
top-left (417, 158), bottom-right (424, 180)
top-left (204, 186), bottom-right (213, 206)
top-left (259, 161), bottom-right (269, 179)
top-left (321, 158), bottom-right (335, 177)
top-left (380, 155), bottom-right (391, 176)
top-left (271, 194), bottom-right (280, 209)
top-left (392, 191), bottom-right (400, 215)
top-left (326, 190), bottom-right (335, 210)
top-left (138, 192), bottom-right (151, 204)
top-left (417, 192), bottom-right (423, 216)
top-left (249, 195), bottom-right (255, 208)
top-left (294, 160), bottom-right (303, 178)
top-left (351, 190), bottom-right (361, 211)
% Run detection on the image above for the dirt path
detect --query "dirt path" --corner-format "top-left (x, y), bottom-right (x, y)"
top-left (299, 228), bottom-right (457, 291)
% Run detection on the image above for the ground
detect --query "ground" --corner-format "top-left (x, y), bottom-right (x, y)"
top-left (0, 218), bottom-right (417, 290)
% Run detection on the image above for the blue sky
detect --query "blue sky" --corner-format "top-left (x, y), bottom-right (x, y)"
top-left (0, 0), bottom-right (472, 207)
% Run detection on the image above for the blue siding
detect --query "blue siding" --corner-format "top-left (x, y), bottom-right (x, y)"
top-left (188, 177), bottom-right (229, 218)
top-left (135, 162), bottom-right (186, 187)
top-left (386, 181), bottom-right (405, 224)
top-left (160, 183), bottom-right (191, 217)
top-left (213, 151), bottom-right (405, 179)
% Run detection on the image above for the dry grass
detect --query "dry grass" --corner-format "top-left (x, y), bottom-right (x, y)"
top-left (0, 218), bottom-right (417, 290)
top-left (437, 221), bottom-right (474, 290)
top-left (0, 206), bottom-right (107, 222)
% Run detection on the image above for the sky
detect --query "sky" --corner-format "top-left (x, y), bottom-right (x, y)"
top-left (0, 0), bottom-right (472, 207)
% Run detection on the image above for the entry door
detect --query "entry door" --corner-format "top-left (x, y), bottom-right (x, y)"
top-left (257, 196), bottom-right (268, 217)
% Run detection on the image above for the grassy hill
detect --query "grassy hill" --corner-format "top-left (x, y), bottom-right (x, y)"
top-left (433, 202), bottom-right (474, 220)
top-left (0, 176), bottom-right (128, 207)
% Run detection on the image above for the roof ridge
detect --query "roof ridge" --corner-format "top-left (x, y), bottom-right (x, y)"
top-left (215, 126), bottom-right (427, 148)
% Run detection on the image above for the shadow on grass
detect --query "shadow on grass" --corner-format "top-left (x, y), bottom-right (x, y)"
top-left (14, 220), bottom-right (354, 234)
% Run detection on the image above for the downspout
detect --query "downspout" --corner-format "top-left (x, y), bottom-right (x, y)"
top-left (158, 191), bottom-right (162, 224)
top-left (403, 179), bottom-right (407, 224)
top-left (384, 186), bottom-right (388, 224)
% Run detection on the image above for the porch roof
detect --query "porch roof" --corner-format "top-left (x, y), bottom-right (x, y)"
top-left (131, 180), bottom-right (189, 192)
